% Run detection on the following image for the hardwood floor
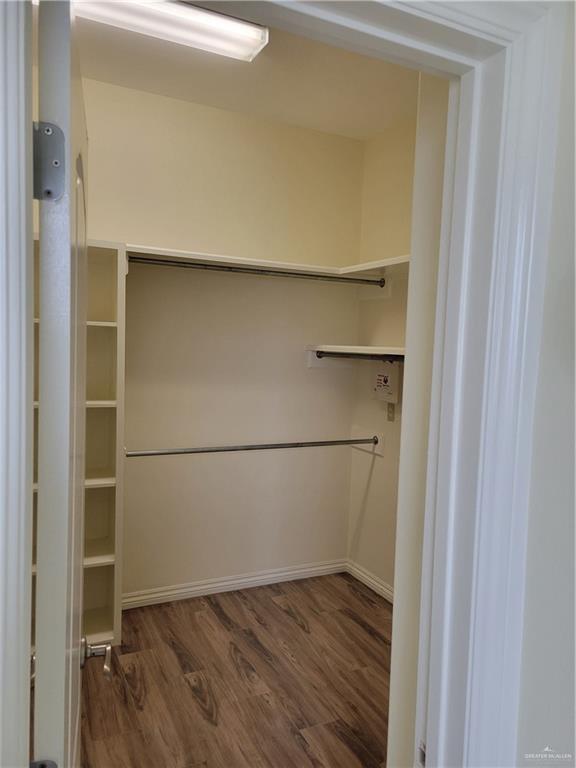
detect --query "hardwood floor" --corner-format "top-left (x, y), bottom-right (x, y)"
top-left (81, 573), bottom-right (392, 768)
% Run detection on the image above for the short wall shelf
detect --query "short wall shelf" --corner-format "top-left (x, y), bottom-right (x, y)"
top-left (312, 345), bottom-right (405, 361)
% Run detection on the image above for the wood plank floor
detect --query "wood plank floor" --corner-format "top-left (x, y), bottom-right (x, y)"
top-left (81, 573), bottom-right (393, 768)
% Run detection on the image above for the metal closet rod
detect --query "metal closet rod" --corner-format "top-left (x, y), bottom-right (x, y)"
top-left (126, 436), bottom-right (378, 458)
top-left (128, 255), bottom-right (386, 287)
top-left (316, 351), bottom-right (404, 362)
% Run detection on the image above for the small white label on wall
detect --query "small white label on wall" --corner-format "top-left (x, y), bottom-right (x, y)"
top-left (374, 362), bottom-right (399, 403)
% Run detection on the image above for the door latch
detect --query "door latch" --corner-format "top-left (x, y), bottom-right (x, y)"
top-left (81, 636), bottom-right (112, 680)
top-left (33, 121), bottom-right (65, 201)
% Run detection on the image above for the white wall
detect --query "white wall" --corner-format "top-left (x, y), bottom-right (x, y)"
top-left (517, 11), bottom-right (575, 763)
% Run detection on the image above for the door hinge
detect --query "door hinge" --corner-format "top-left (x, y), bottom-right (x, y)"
top-left (30, 761), bottom-right (57, 768)
top-left (33, 121), bottom-right (65, 201)
top-left (418, 741), bottom-right (426, 766)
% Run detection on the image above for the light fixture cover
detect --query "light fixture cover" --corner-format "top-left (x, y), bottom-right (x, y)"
top-left (76, 1), bottom-right (269, 62)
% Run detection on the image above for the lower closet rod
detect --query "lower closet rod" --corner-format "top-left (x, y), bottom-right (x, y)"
top-left (126, 436), bottom-right (378, 458)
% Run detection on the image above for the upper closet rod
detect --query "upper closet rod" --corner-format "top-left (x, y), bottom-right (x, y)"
top-left (128, 255), bottom-right (386, 287)
top-left (126, 436), bottom-right (378, 458)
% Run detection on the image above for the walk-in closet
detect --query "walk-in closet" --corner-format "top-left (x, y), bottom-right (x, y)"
top-left (32, 4), bottom-right (449, 766)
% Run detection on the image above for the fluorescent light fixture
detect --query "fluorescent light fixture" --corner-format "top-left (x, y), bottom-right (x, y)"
top-left (75, 1), bottom-right (269, 62)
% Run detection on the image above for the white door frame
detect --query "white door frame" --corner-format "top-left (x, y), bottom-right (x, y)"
top-left (0, 2), bottom-right (33, 768)
top-left (0, 2), bottom-right (569, 766)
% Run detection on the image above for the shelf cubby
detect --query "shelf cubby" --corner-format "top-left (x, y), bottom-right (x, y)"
top-left (87, 246), bottom-right (118, 323)
top-left (85, 406), bottom-right (117, 481)
top-left (84, 486), bottom-right (116, 566)
top-left (33, 407), bottom-right (38, 484)
top-left (34, 322), bottom-right (39, 402)
top-left (87, 325), bottom-right (117, 401)
top-left (83, 564), bottom-right (115, 643)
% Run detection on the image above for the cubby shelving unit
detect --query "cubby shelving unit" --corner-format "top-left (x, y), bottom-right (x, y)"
top-left (33, 240), bottom-right (126, 648)
top-left (83, 243), bottom-right (125, 645)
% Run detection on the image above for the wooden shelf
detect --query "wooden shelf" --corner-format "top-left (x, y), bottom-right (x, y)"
top-left (127, 244), bottom-right (410, 280)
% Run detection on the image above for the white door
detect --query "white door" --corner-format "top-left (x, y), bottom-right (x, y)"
top-left (34, 1), bottom-right (87, 765)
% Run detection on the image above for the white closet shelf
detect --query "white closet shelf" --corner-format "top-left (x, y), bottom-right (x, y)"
top-left (84, 553), bottom-right (115, 569)
top-left (127, 244), bottom-right (409, 280)
top-left (85, 477), bottom-right (116, 489)
top-left (36, 400), bottom-right (117, 409)
top-left (87, 320), bottom-right (117, 328)
top-left (339, 254), bottom-right (410, 276)
top-left (312, 345), bottom-right (405, 356)
top-left (35, 478), bottom-right (117, 491)
top-left (35, 319), bottom-right (117, 327)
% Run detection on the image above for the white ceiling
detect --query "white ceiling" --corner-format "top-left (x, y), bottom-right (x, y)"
top-left (76, 14), bottom-right (419, 140)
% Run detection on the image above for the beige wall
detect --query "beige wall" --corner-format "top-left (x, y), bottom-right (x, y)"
top-left (124, 264), bottom-right (408, 599)
top-left (517, 10), bottom-right (575, 763)
top-left (124, 266), bottom-right (362, 593)
top-left (83, 78), bottom-right (365, 267)
top-left (348, 267), bottom-right (408, 588)
top-left (83, 77), bottom-right (417, 269)
top-left (360, 121), bottom-right (416, 263)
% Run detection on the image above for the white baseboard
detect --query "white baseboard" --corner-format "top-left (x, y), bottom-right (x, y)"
top-left (122, 558), bottom-right (347, 609)
top-left (122, 557), bottom-right (393, 610)
top-left (345, 559), bottom-right (394, 603)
